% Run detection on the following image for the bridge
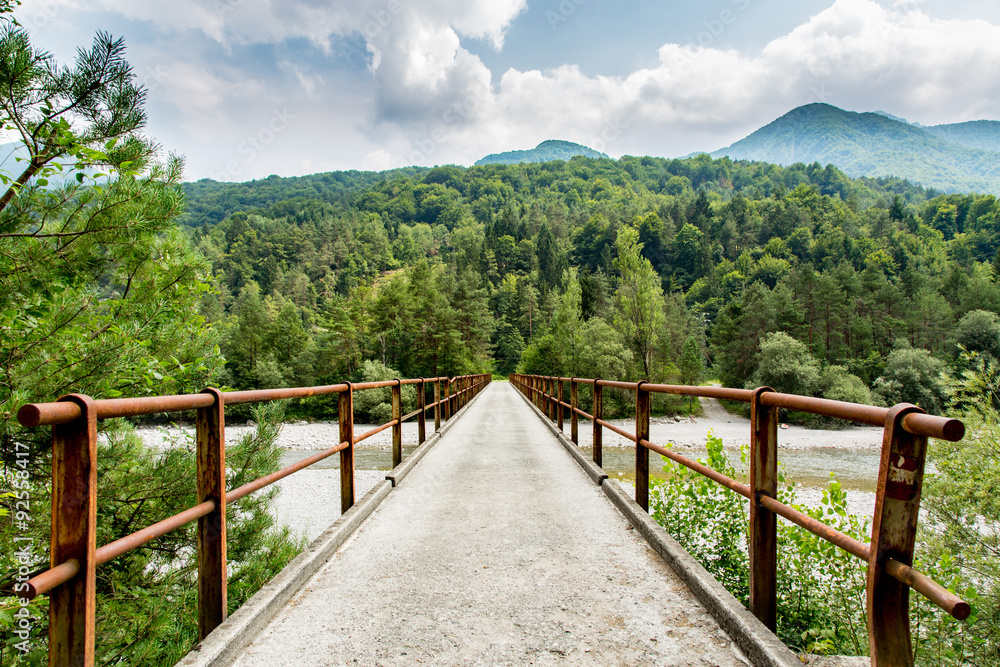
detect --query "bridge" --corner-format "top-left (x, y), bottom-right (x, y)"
top-left (15, 374), bottom-right (972, 666)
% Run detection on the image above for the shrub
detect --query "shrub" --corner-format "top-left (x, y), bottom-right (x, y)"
top-left (748, 332), bottom-right (821, 396)
top-left (873, 348), bottom-right (949, 413)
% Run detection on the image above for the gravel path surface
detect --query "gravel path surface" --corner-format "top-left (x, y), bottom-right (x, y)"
top-left (231, 383), bottom-right (752, 666)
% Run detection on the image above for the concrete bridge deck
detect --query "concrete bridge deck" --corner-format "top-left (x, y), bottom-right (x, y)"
top-left (191, 383), bottom-right (788, 666)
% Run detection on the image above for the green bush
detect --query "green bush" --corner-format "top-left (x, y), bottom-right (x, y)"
top-left (748, 332), bottom-right (821, 396)
top-left (873, 347), bottom-right (950, 413)
top-left (651, 432), bottom-right (869, 655)
top-left (820, 365), bottom-right (874, 405)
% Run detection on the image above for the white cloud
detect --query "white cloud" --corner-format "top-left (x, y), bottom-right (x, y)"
top-left (398, 0), bottom-right (1000, 166)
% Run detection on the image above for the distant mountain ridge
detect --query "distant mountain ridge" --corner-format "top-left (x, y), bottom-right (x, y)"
top-left (712, 103), bottom-right (1000, 195)
top-left (475, 139), bottom-right (608, 166)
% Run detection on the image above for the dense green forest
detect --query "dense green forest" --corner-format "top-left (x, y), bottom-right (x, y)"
top-left (178, 152), bottom-right (1000, 421)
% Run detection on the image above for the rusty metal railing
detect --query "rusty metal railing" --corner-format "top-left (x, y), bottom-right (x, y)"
top-left (15, 373), bottom-right (491, 666)
top-left (510, 374), bottom-right (969, 667)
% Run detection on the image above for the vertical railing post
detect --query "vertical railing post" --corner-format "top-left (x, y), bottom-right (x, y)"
top-left (592, 379), bottom-right (603, 468)
top-left (750, 386), bottom-right (778, 632)
top-left (549, 377), bottom-right (556, 421)
top-left (49, 394), bottom-right (97, 667)
top-left (197, 387), bottom-right (227, 639)
top-left (543, 377), bottom-right (550, 419)
top-left (635, 382), bottom-right (650, 511)
top-left (339, 383), bottom-right (355, 513)
top-left (443, 378), bottom-right (451, 421)
top-left (418, 378), bottom-right (426, 445)
top-left (434, 378), bottom-right (442, 430)
top-left (391, 379), bottom-right (402, 468)
top-left (868, 403), bottom-right (928, 667)
top-left (557, 378), bottom-right (564, 432)
top-left (570, 378), bottom-right (579, 445)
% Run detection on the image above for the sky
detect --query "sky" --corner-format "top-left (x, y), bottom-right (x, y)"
top-left (14, 0), bottom-right (1000, 182)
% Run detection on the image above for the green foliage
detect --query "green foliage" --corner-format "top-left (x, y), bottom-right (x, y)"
top-left (955, 309), bottom-right (1000, 360)
top-left (749, 331), bottom-right (821, 396)
top-left (181, 146), bottom-right (1000, 424)
top-left (916, 356), bottom-right (1000, 663)
top-left (351, 360), bottom-right (416, 423)
top-left (873, 347), bottom-right (950, 413)
top-left (651, 433), bottom-right (871, 655)
top-left (651, 434), bottom-right (749, 599)
top-left (818, 365), bottom-right (873, 405)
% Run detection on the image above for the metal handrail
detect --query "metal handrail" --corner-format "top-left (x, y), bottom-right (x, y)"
top-left (510, 373), bottom-right (970, 666)
top-left (15, 373), bottom-right (492, 666)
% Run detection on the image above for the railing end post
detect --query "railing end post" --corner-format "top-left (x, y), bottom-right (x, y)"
top-left (867, 403), bottom-right (927, 666)
top-left (50, 393), bottom-right (98, 667)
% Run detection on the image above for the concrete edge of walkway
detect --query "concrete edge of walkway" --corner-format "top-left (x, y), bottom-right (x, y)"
top-left (515, 393), bottom-right (608, 485)
top-left (601, 480), bottom-right (802, 667)
top-left (176, 479), bottom-right (393, 667)
top-left (177, 382), bottom-right (494, 667)
top-left (510, 385), bottom-right (801, 667)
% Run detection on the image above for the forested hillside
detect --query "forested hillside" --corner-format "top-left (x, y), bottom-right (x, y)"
top-left (181, 153), bottom-right (1000, 418)
top-left (475, 139), bottom-right (609, 165)
top-left (713, 103), bottom-right (1000, 195)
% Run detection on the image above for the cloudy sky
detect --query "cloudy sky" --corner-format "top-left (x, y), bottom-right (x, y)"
top-left (15, 0), bottom-right (1000, 181)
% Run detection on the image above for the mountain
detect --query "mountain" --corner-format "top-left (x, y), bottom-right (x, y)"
top-left (925, 120), bottom-right (1000, 153)
top-left (475, 139), bottom-right (608, 166)
top-left (712, 103), bottom-right (1000, 195)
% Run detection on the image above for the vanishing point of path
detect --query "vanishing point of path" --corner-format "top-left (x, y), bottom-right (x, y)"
top-left (231, 383), bottom-right (751, 666)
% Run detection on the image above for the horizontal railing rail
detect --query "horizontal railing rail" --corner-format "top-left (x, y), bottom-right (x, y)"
top-left (510, 374), bottom-right (969, 667)
top-left (15, 373), bottom-right (491, 666)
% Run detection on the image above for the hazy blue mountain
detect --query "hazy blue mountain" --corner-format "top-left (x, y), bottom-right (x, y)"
top-left (712, 103), bottom-right (1000, 194)
top-left (476, 139), bottom-right (609, 166)
top-left (874, 110), bottom-right (910, 124)
top-left (925, 120), bottom-right (1000, 153)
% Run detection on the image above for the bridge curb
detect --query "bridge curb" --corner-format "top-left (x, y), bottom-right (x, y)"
top-left (175, 478), bottom-right (393, 667)
top-left (513, 387), bottom-right (801, 667)
top-left (177, 382), bottom-right (491, 667)
top-left (602, 480), bottom-right (802, 667)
